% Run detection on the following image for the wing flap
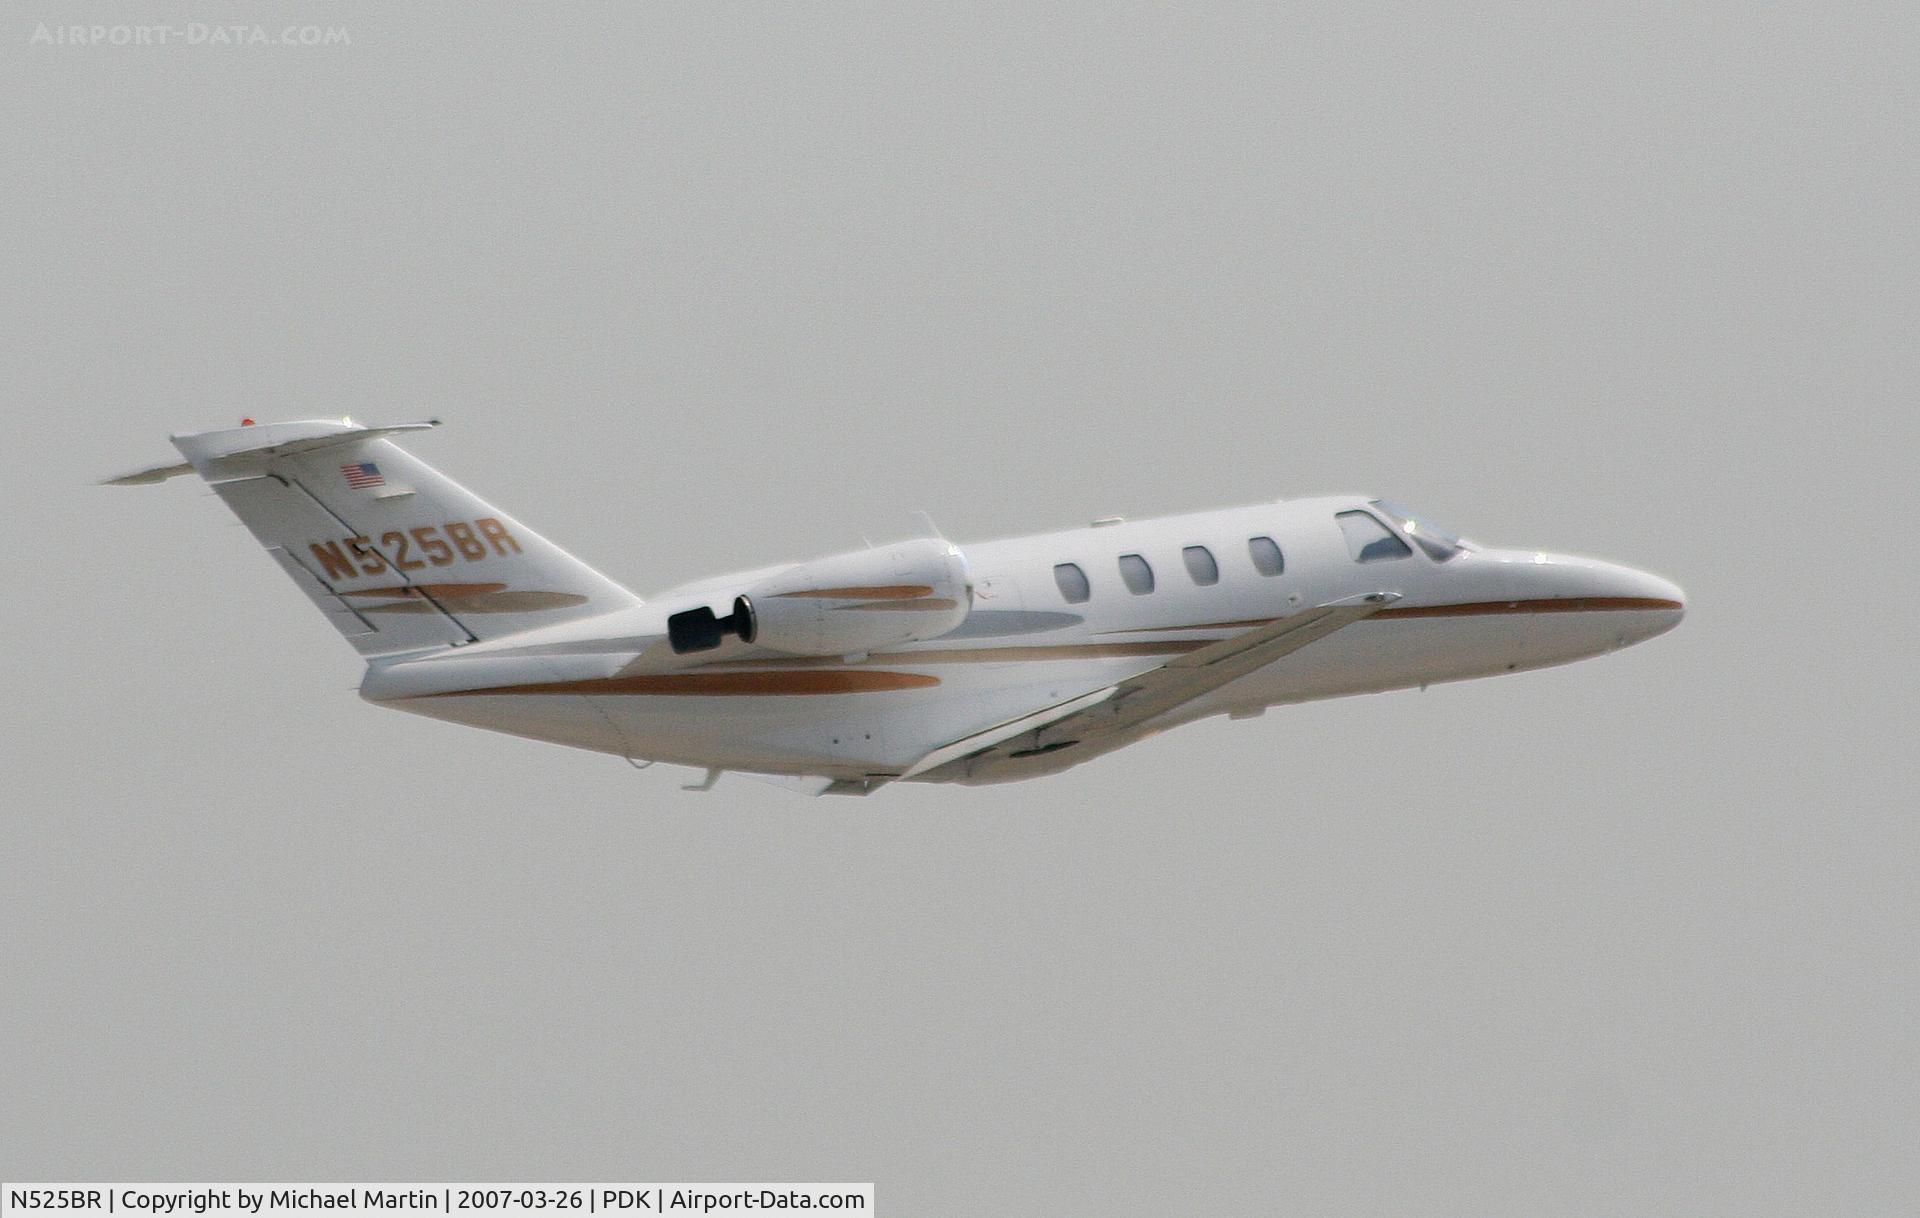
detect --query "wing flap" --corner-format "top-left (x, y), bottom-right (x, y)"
top-left (898, 687), bottom-right (1118, 780)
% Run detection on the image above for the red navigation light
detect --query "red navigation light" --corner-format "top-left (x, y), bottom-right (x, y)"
top-left (241, 417), bottom-right (256, 426)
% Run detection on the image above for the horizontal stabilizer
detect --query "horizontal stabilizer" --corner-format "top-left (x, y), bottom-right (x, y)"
top-left (101, 461), bottom-right (195, 486)
top-left (103, 420), bottom-right (441, 486)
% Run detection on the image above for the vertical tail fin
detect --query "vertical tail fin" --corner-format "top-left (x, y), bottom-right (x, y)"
top-left (112, 419), bottom-right (641, 657)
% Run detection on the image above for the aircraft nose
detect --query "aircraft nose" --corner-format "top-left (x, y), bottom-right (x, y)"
top-left (1606, 562), bottom-right (1685, 640)
top-left (1485, 549), bottom-right (1685, 666)
top-left (1546, 555), bottom-right (1686, 646)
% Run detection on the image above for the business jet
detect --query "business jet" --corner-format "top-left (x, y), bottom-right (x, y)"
top-left (109, 418), bottom-right (1684, 795)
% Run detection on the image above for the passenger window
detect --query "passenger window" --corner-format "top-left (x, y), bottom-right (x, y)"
top-left (1118, 553), bottom-right (1155, 595)
top-left (1337, 510), bottom-right (1412, 562)
top-left (1182, 545), bottom-right (1219, 586)
top-left (1053, 562), bottom-right (1091, 604)
top-left (1247, 536), bottom-right (1284, 576)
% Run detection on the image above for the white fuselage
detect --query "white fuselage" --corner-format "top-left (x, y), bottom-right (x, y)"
top-left (370, 495), bottom-right (1684, 786)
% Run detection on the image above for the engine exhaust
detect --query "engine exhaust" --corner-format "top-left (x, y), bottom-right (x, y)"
top-left (666, 596), bottom-right (756, 653)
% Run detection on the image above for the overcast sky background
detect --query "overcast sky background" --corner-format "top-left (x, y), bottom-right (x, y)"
top-left (3, 4), bottom-right (1916, 1213)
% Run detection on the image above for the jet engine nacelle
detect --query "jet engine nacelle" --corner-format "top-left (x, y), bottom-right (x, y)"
top-left (666, 538), bottom-right (971, 657)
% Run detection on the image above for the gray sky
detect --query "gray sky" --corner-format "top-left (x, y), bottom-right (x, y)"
top-left (4, 4), bottom-right (1916, 1213)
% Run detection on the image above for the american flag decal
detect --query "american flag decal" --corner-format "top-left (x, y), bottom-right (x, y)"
top-left (341, 461), bottom-right (385, 489)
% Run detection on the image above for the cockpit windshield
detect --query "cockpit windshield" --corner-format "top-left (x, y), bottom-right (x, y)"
top-left (1371, 500), bottom-right (1467, 562)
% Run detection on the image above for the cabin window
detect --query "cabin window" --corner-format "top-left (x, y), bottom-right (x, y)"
top-left (1053, 562), bottom-right (1091, 604)
top-left (1118, 553), bottom-right (1155, 595)
top-left (1247, 535), bottom-right (1284, 576)
top-left (1182, 545), bottom-right (1219, 586)
top-left (1337, 510), bottom-right (1412, 562)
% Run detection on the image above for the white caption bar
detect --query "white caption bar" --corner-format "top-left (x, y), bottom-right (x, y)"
top-left (2, 1186), bottom-right (873, 1218)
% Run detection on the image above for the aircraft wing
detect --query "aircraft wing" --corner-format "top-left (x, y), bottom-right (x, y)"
top-left (894, 592), bottom-right (1399, 788)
